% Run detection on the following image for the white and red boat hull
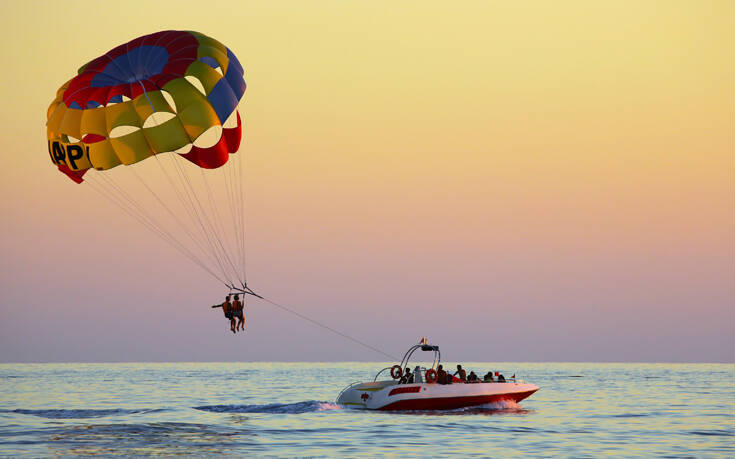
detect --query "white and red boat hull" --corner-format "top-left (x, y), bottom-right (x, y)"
top-left (337, 380), bottom-right (538, 411)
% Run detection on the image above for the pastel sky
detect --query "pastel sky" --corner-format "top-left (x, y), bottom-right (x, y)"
top-left (1, 1), bottom-right (733, 363)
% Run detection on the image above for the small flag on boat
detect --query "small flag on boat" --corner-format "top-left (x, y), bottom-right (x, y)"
top-left (420, 337), bottom-right (428, 345)
top-left (512, 374), bottom-right (515, 379)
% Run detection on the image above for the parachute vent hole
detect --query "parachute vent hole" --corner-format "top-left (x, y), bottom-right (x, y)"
top-left (175, 143), bottom-right (193, 154)
top-left (185, 76), bottom-right (207, 96)
top-left (106, 95), bottom-right (123, 106)
top-left (143, 112), bottom-right (176, 129)
top-left (223, 110), bottom-right (239, 129)
top-left (193, 125), bottom-right (223, 149)
top-left (64, 134), bottom-right (80, 143)
top-left (109, 125), bottom-right (141, 138)
top-left (122, 95), bottom-right (131, 102)
top-left (81, 133), bottom-right (107, 143)
top-left (160, 90), bottom-right (177, 113)
top-left (198, 56), bottom-right (223, 76)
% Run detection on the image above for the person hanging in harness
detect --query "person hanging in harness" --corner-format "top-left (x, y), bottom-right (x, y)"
top-left (211, 295), bottom-right (236, 333)
top-left (232, 294), bottom-right (245, 332)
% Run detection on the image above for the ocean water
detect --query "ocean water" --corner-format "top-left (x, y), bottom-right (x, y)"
top-left (0, 362), bottom-right (732, 457)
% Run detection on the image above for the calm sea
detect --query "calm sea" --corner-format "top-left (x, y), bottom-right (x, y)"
top-left (0, 362), bottom-right (732, 457)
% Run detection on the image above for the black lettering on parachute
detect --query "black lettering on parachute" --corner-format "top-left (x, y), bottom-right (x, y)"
top-left (66, 145), bottom-right (84, 170)
top-left (50, 141), bottom-right (66, 165)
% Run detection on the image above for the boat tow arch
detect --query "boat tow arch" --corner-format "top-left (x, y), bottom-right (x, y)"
top-left (374, 339), bottom-right (440, 381)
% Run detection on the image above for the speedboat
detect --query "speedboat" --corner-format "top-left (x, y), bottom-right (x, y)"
top-left (336, 340), bottom-right (539, 411)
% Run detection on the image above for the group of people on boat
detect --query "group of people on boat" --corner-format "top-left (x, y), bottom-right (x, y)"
top-left (437, 364), bottom-right (509, 384)
top-left (211, 294), bottom-right (245, 333)
top-left (398, 364), bottom-right (510, 385)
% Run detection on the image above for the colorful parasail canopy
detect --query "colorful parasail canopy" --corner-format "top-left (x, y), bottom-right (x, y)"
top-left (46, 30), bottom-right (246, 183)
top-left (45, 31), bottom-right (251, 290)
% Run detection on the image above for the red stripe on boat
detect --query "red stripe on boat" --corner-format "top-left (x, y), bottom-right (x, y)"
top-left (379, 389), bottom-right (538, 411)
top-left (388, 386), bottom-right (422, 396)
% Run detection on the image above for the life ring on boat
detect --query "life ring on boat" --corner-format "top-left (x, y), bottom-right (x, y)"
top-left (425, 369), bottom-right (438, 383)
top-left (390, 365), bottom-right (403, 379)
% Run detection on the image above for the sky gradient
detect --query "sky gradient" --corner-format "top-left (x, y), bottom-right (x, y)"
top-left (1, 1), bottom-right (733, 362)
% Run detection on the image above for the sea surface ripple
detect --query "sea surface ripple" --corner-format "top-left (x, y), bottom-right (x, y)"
top-left (0, 362), bottom-right (733, 456)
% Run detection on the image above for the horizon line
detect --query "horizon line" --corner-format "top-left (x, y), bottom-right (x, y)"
top-left (1, 360), bottom-right (733, 365)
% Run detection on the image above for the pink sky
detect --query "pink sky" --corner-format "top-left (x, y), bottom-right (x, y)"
top-left (1, 2), bottom-right (733, 362)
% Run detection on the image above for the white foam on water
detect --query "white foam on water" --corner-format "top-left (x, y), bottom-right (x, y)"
top-left (315, 402), bottom-right (343, 411)
top-left (476, 399), bottom-right (523, 411)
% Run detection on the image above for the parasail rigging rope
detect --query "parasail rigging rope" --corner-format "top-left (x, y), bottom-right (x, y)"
top-left (249, 293), bottom-right (399, 361)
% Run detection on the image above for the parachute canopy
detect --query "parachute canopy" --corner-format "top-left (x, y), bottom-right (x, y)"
top-left (46, 30), bottom-right (246, 183)
top-left (45, 31), bottom-right (250, 290)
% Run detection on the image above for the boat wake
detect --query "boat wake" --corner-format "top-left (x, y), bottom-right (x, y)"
top-left (194, 401), bottom-right (342, 414)
top-left (388, 399), bottom-right (531, 416)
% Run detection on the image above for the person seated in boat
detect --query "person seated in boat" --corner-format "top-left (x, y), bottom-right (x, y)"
top-left (483, 371), bottom-right (494, 383)
top-left (467, 371), bottom-right (479, 383)
top-left (436, 364), bottom-right (447, 384)
top-left (403, 367), bottom-right (414, 384)
top-left (497, 373), bottom-right (506, 382)
top-left (211, 295), bottom-right (235, 333)
top-left (232, 295), bottom-right (245, 332)
top-left (454, 364), bottom-right (467, 382)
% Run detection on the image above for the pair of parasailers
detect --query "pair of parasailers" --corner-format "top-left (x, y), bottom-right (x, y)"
top-left (212, 295), bottom-right (245, 333)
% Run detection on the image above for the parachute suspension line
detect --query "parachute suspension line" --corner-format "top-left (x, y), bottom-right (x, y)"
top-left (175, 156), bottom-right (239, 285)
top-left (170, 154), bottom-right (243, 286)
top-left (85, 175), bottom-right (228, 286)
top-left (135, 79), bottom-right (234, 284)
top-left (198, 165), bottom-right (244, 285)
top-left (134, 79), bottom-right (247, 288)
top-left (223, 155), bottom-right (246, 286)
top-left (150, 153), bottom-right (233, 286)
top-left (137, 79), bottom-right (225, 273)
top-left (139, 73), bottom-right (245, 286)
top-left (125, 166), bottom-right (221, 273)
top-left (169, 154), bottom-right (237, 286)
top-left (236, 150), bottom-right (247, 284)
top-left (87, 172), bottom-right (221, 283)
top-left (86, 175), bottom-right (168, 242)
top-left (252, 294), bottom-right (399, 361)
top-left (221, 158), bottom-right (243, 283)
top-left (92, 173), bottom-right (162, 231)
